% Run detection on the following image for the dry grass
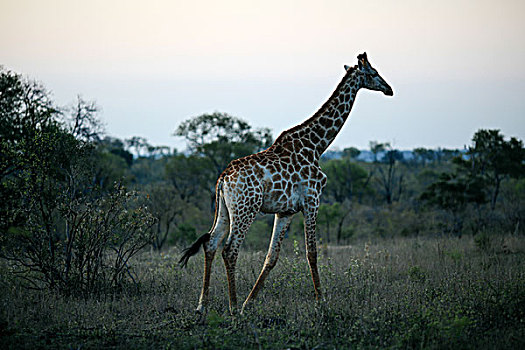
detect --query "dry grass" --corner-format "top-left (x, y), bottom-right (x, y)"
top-left (1, 234), bottom-right (524, 349)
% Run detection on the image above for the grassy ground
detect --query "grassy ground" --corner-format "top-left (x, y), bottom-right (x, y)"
top-left (1, 235), bottom-right (524, 349)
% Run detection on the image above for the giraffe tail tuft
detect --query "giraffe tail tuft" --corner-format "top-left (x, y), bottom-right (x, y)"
top-left (179, 233), bottom-right (211, 268)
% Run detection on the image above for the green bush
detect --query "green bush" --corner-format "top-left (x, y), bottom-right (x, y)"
top-left (0, 68), bottom-right (156, 295)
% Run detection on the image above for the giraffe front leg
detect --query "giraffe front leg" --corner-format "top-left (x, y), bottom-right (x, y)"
top-left (242, 214), bottom-right (293, 314)
top-left (304, 203), bottom-right (322, 301)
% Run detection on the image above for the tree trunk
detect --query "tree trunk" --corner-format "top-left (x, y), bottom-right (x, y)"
top-left (491, 176), bottom-right (501, 211)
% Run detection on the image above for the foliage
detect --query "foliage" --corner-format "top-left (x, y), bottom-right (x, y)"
top-left (317, 202), bottom-right (354, 243)
top-left (413, 147), bottom-right (436, 166)
top-left (164, 153), bottom-right (215, 199)
top-left (2, 184), bottom-right (155, 294)
top-left (126, 136), bottom-right (171, 158)
top-left (65, 95), bottom-right (104, 143)
top-left (420, 173), bottom-right (486, 236)
top-left (174, 112), bottom-right (273, 176)
top-left (465, 129), bottom-right (525, 209)
top-left (98, 136), bottom-right (134, 166)
top-left (421, 172), bottom-right (486, 211)
top-left (342, 146), bottom-right (360, 160)
top-left (143, 182), bottom-right (182, 250)
top-left (321, 158), bottom-right (370, 203)
top-left (0, 67), bottom-right (155, 294)
top-left (420, 129), bottom-right (524, 236)
top-left (369, 142), bottom-right (405, 204)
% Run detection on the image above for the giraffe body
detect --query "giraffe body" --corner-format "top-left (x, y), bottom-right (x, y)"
top-left (179, 52), bottom-right (393, 315)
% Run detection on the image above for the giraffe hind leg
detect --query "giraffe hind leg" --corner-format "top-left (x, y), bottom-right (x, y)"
top-left (196, 196), bottom-right (230, 314)
top-left (222, 211), bottom-right (257, 315)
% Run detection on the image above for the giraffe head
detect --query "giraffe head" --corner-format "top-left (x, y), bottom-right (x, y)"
top-left (346, 52), bottom-right (393, 96)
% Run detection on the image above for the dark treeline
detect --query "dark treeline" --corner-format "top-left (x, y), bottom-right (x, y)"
top-left (1, 67), bottom-right (525, 294)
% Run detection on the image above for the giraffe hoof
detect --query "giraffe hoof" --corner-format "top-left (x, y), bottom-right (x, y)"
top-left (229, 306), bottom-right (239, 316)
top-left (240, 299), bottom-right (252, 315)
top-left (195, 304), bottom-right (206, 315)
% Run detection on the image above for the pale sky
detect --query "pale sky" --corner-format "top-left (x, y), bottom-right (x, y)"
top-left (2, 0), bottom-right (524, 151)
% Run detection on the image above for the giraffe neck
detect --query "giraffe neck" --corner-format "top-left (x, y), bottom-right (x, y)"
top-left (273, 69), bottom-right (362, 160)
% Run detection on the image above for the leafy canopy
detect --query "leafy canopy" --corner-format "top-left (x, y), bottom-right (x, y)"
top-left (174, 112), bottom-right (272, 174)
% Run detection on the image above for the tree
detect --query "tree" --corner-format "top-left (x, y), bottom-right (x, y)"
top-left (436, 148), bottom-right (461, 164)
top-left (174, 112), bottom-right (273, 176)
top-left (322, 158), bottom-right (370, 203)
top-left (98, 136), bottom-right (134, 166)
top-left (0, 68), bottom-right (63, 233)
top-left (369, 141), bottom-right (386, 163)
top-left (143, 182), bottom-right (181, 250)
top-left (370, 142), bottom-right (404, 204)
top-left (126, 136), bottom-right (151, 158)
top-left (0, 67), bottom-right (155, 293)
top-left (421, 172), bottom-right (486, 236)
top-left (317, 202), bottom-right (354, 244)
top-left (465, 129), bottom-right (525, 210)
top-left (66, 95), bottom-right (103, 143)
top-left (342, 147), bottom-right (361, 160)
top-left (165, 154), bottom-right (214, 201)
top-left (0, 68), bottom-right (59, 180)
top-left (142, 154), bottom-right (215, 250)
top-left (413, 147), bottom-right (435, 166)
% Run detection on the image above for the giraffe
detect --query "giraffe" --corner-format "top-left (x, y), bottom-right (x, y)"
top-left (179, 52), bottom-right (393, 315)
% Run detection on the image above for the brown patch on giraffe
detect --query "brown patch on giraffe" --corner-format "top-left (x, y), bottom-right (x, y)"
top-left (284, 182), bottom-right (292, 194)
top-left (282, 141), bottom-right (294, 151)
top-left (305, 152), bottom-right (314, 163)
top-left (300, 166), bottom-right (310, 178)
top-left (310, 133), bottom-right (320, 145)
top-left (266, 164), bottom-right (277, 173)
top-left (325, 128), bottom-right (338, 140)
top-left (271, 190), bottom-right (283, 201)
top-left (280, 155), bottom-right (291, 163)
top-left (325, 118), bottom-right (335, 129)
top-left (301, 139), bottom-right (314, 149)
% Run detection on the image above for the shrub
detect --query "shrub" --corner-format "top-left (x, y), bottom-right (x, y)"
top-left (1, 184), bottom-right (155, 295)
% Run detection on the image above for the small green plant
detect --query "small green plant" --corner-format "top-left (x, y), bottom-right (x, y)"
top-left (444, 248), bottom-right (463, 262)
top-left (474, 232), bottom-right (493, 252)
top-left (408, 265), bottom-right (426, 282)
top-left (293, 239), bottom-right (300, 256)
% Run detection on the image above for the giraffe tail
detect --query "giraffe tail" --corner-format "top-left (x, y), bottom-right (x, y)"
top-left (178, 178), bottom-right (223, 268)
top-left (178, 233), bottom-right (211, 268)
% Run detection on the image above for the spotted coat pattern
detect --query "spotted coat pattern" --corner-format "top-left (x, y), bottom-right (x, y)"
top-left (193, 53), bottom-right (393, 315)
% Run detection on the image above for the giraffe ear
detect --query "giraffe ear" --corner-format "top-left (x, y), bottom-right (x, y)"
top-left (344, 65), bottom-right (351, 71)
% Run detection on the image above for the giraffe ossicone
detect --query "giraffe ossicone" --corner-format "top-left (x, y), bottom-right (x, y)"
top-left (179, 52), bottom-right (393, 315)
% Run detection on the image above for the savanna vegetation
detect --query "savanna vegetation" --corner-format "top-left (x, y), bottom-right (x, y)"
top-left (1, 67), bottom-right (524, 349)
